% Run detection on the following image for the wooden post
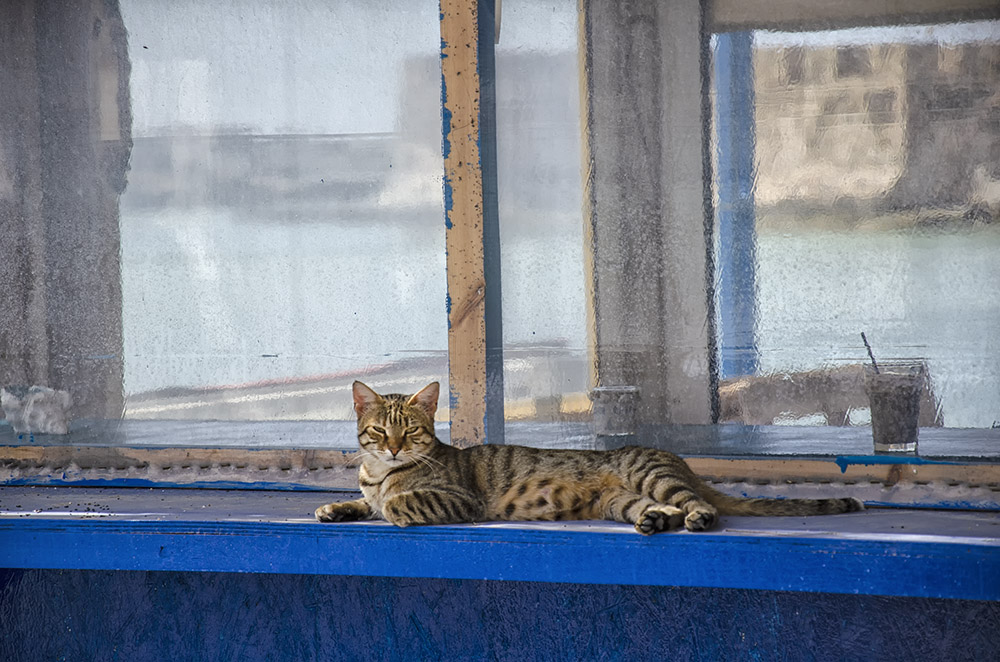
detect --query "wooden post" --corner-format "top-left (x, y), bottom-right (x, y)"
top-left (440, 0), bottom-right (502, 447)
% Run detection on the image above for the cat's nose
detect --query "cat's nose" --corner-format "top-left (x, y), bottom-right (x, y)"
top-left (388, 447), bottom-right (400, 457)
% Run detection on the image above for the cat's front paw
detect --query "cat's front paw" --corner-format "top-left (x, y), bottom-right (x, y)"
top-left (315, 501), bottom-right (369, 523)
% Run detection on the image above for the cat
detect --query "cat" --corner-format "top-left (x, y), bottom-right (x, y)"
top-left (1, 385), bottom-right (73, 435)
top-left (315, 381), bottom-right (864, 534)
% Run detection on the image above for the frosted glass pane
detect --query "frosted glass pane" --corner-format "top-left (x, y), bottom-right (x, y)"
top-left (118, 1), bottom-right (446, 421)
top-left (714, 20), bottom-right (1000, 428)
top-left (496, 1), bottom-right (590, 437)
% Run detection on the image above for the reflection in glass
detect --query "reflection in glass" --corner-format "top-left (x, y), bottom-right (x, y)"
top-left (119, 1), bottom-right (446, 421)
top-left (714, 21), bottom-right (1000, 428)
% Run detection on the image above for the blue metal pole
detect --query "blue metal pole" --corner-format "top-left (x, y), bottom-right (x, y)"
top-left (714, 31), bottom-right (759, 379)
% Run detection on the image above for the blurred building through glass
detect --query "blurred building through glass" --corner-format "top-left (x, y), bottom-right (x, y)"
top-left (493, 4), bottom-right (1000, 435)
top-left (717, 21), bottom-right (1000, 428)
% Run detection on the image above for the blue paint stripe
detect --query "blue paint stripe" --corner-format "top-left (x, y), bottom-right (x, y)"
top-left (863, 500), bottom-right (1000, 510)
top-left (440, 35), bottom-right (453, 229)
top-left (835, 455), bottom-right (962, 472)
top-left (1, 477), bottom-right (334, 491)
top-left (2, 519), bottom-right (997, 600)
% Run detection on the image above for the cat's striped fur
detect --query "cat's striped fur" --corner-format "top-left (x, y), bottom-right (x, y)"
top-left (315, 381), bottom-right (864, 534)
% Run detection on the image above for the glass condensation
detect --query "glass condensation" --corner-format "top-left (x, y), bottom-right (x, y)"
top-left (713, 21), bottom-right (1000, 429)
top-left (118, 1), bottom-right (446, 421)
top-left (495, 1), bottom-right (591, 444)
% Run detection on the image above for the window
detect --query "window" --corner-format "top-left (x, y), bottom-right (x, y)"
top-left (729, 21), bottom-right (1000, 433)
top-left (782, 46), bottom-right (805, 86)
top-left (495, 1), bottom-right (588, 445)
top-left (493, 1), bottom-right (1000, 463)
top-left (864, 89), bottom-right (897, 124)
top-left (2, 1), bottom-right (998, 495)
top-left (836, 46), bottom-right (872, 78)
top-left (1, 0), bottom-right (448, 454)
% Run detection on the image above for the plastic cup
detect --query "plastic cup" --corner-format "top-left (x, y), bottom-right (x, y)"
top-left (864, 362), bottom-right (924, 454)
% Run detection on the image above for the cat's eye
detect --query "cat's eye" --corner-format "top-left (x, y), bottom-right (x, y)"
top-left (404, 426), bottom-right (420, 436)
top-left (367, 426), bottom-right (386, 439)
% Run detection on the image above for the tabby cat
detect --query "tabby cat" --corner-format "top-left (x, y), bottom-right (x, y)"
top-left (315, 382), bottom-right (864, 534)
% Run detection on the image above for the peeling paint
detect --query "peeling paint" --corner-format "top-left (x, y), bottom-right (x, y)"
top-left (1, 477), bottom-right (328, 491)
top-left (440, 87), bottom-right (452, 161)
top-left (835, 455), bottom-right (960, 473)
top-left (443, 174), bottom-right (454, 227)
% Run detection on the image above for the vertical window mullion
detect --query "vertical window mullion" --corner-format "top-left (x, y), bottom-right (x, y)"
top-left (440, 0), bottom-right (503, 447)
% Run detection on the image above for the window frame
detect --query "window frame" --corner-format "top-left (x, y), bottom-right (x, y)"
top-left (1, 0), bottom-right (999, 503)
top-left (0, 0), bottom-right (501, 489)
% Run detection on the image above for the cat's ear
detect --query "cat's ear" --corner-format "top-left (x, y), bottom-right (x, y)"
top-left (352, 381), bottom-right (382, 417)
top-left (406, 382), bottom-right (439, 419)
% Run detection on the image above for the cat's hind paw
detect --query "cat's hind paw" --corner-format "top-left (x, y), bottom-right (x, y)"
top-left (683, 508), bottom-right (718, 532)
top-left (634, 506), bottom-right (685, 535)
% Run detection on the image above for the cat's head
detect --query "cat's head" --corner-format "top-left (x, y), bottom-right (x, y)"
top-left (352, 381), bottom-right (439, 466)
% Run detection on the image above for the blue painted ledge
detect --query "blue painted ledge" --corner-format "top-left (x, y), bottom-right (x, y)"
top-left (1, 487), bottom-right (998, 601)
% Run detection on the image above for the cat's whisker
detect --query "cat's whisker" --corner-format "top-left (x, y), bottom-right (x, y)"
top-left (348, 451), bottom-right (375, 467)
top-left (411, 451), bottom-right (446, 469)
top-left (404, 452), bottom-right (438, 474)
top-left (343, 450), bottom-right (369, 467)
top-left (410, 451), bottom-right (447, 474)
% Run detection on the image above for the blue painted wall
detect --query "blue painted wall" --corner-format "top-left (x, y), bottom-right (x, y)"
top-left (2, 569), bottom-right (997, 661)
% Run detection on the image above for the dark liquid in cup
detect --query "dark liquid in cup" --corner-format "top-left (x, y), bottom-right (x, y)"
top-left (864, 365), bottom-right (923, 453)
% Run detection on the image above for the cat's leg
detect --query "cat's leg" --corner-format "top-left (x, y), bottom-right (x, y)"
top-left (601, 489), bottom-right (685, 535)
top-left (662, 490), bottom-right (718, 531)
top-left (315, 498), bottom-right (373, 523)
top-left (381, 489), bottom-right (481, 527)
top-left (644, 482), bottom-right (720, 532)
top-left (619, 448), bottom-right (721, 531)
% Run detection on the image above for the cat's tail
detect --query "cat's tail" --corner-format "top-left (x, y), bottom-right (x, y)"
top-left (700, 486), bottom-right (865, 517)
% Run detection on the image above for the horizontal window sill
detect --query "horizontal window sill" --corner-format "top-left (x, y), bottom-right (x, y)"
top-left (1, 486), bottom-right (997, 601)
top-left (5, 420), bottom-right (1000, 458)
top-left (4, 422), bottom-right (1000, 509)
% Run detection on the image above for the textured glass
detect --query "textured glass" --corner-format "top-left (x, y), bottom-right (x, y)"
top-left (497, 3), bottom-right (999, 450)
top-left (0, 0), bottom-right (445, 436)
top-left (499, 1), bottom-right (719, 445)
top-left (496, 1), bottom-right (590, 441)
top-left (714, 21), bottom-right (1000, 429)
top-left (119, 1), bottom-right (446, 421)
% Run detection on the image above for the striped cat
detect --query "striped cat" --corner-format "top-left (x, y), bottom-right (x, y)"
top-left (315, 381), bottom-right (864, 534)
